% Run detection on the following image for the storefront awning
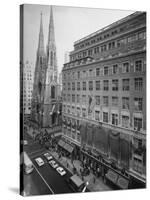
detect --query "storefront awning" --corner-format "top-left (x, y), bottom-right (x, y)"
top-left (116, 176), bottom-right (129, 189)
top-left (63, 143), bottom-right (74, 153)
top-left (105, 169), bottom-right (118, 184)
top-left (58, 140), bottom-right (65, 147)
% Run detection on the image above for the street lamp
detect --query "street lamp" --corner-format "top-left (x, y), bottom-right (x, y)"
top-left (82, 181), bottom-right (89, 192)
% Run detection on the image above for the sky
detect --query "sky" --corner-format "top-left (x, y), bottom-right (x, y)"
top-left (23, 4), bottom-right (135, 73)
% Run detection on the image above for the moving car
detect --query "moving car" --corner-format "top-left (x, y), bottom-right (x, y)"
top-left (56, 167), bottom-right (66, 176)
top-left (66, 175), bottom-right (87, 192)
top-left (43, 152), bottom-right (53, 161)
top-left (49, 160), bottom-right (58, 168)
top-left (35, 157), bottom-right (44, 167)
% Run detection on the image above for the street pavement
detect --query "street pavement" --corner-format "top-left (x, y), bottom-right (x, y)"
top-left (22, 130), bottom-right (75, 196)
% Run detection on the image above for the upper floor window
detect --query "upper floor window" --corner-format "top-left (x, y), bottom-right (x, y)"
top-left (96, 81), bottom-right (100, 90)
top-left (122, 97), bottom-right (129, 110)
top-left (103, 96), bottom-right (109, 106)
top-left (135, 60), bottom-right (143, 72)
top-left (89, 81), bottom-right (93, 91)
top-left (68, 82), bottom-right (71, 90)
top-left (77, 82), bottom-right (80, 91)
top-left (122, 62), bottom-right (130, 73)
top-left (82, 81), bottom-right (86, 90)
top-left (112, 64), bottom-right (118, 74)
top-left (138, 31), bottom-right (146, 40)
top-left (134, 98), bottom-right (143, 111)
top-left (104, 66), bottom-right (109, 75)
top-left (112, 79), bottom-right (119, 91)
top-left (95, 111), bottom-right (100, 121)
top-left (112, 113), bottom-right (118, 126)
top-left (122, 115), bottom-right (129, 128)
top-left (95, 96), bottom-right (100, 105)
top-left (103, 80), bottom-right (109, 91)
top-left (112, 96), bottom-right (118, 106)
top-left (103, 112), bottom-right (108, 123)
top-left (72, 82), bottom-right (75, 91)
top-left (77, 95), bottom-right (80, 103)
top-left (89, 69), bottom-right (93, 77)
top-left (96, 68), bottom-right (100, 76)
top-left (134, 117), bottom-right (143, 131)
top-left (122, 79), bottom-right (130, 91)
top-left (134, 78), bottom-right (143, 90)
top-left (72, 94), bottom-right (75, 103)
top-left (82, 95), bottom-right (86, 104)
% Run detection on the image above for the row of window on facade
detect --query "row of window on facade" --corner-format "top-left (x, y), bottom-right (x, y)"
top-left (71, 31), bottom-right (146, 60)
top-left (63, 77), bottom-right (143, 92)
top-left (63, 107), bottom-right (143, 130)
top-left (63, 95), bottom-right (143, 111)
top-left (63, 59), bottom-right (144, 80)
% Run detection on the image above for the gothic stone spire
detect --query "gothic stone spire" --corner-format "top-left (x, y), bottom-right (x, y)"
top-left (37, 12), bottom-right (45, 56)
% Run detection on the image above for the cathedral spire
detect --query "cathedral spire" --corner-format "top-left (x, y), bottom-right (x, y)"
top-left (47, 6), bottom-right (55, 46)
top-left (37, 12), bottom-right (45, 56)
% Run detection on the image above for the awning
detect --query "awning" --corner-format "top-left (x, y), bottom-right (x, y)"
top-left (63, 143), bottom-right (74, 153)
top-left (105, 169), bottom-right (118, 184)
top-left (58, 140), bottom-right (65, 147)
top-left (70, 175), bottom-right (84, 187)
top-left (116, 176), bottom-right (129, 189)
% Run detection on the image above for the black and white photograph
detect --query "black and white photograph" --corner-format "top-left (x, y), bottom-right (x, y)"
top-left (20, 3), bottom-right (146, 197)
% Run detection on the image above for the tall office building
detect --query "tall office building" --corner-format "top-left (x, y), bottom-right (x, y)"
top-left (31, 7), bottom-right (61, 129)
top-left (62, 12), bottom-right (146, 188)
top-left (23, 61), bottom-right (34, 115)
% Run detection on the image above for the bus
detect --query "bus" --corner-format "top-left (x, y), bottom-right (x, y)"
top-left (23, 152), bottom-right (34, 174)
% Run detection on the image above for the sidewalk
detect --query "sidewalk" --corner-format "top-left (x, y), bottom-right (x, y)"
top-left (49, 149), bottom-right (112, 192)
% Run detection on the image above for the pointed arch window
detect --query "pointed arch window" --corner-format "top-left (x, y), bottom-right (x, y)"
top-left (51, 51), bottom-right (53, 66)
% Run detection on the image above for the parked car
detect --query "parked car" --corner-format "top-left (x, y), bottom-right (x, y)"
top-left (49, 160), bottom-right (58, 168)
top-left (35, 157), bottom-right (44, 167)
top-left (43, 153), bottom-right (53, 161)
top-left (56, 167), bottom-right (66, 176)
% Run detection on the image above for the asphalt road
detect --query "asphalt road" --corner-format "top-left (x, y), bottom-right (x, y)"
top-left (22, 131), bottom-right (74, 196)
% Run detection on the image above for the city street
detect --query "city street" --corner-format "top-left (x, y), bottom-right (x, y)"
top-left (22, 131), bottom-right (74, 196)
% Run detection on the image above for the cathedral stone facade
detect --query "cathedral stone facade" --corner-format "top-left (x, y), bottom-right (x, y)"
top-left (31, 7), bottom-right (61, 128)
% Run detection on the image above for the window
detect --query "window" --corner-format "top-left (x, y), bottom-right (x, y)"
top-left (68, 82), bottom-right (71, 90)
top-left (89, 69), bottom-right (93, 77)
top-left (138, 31), bottom-right (146, 40)
top-left (112, 114), bottom-right (118, 126)
top-left (122, 79), bottom-right (130, 91)
top-left (72, 82), bottom-right (75, 91)
top-left (95, 96), bottom-right (100, 105)
top-left (96, 81), bottom-right (100, 90)
top-left (134, 98), bottom-right (143, 111)
top-left (134, 117), bottom-right (142, 130)
top-left (112, 64), bottom-right (118, 74)
top-left (135, 78), bottom-right (143, 90)
top-left (133, 157), bottom-right (143, 174)
top-left (103, 80), bottom-right (109, 91)
top-left (122, 97), bottom-right (129, 109)
top-left (67, 94), bottom-right (70, 102)
top-left (82, 95), bottom-right (86, 104)
top-left (89, 81), bottom-right (93, 91)
top-left (122, 62), bottom-right (130, 73)
top-left (112, 96), bottom-right (118, 106)
top-left (96, 68), bottom-right (100, 76)
top-left (77, 95), bottom-right (80, 103)
top-left (77, 82), bottom-right (80, 90)
top-left (82, 81), bottom-right (86, 90)
top-left (82, 71), bottom-right (86, 78)
top-left (112, 79), bottom-right (119, 91)
top-left (63, 83), bottom-right (66, 90)
top-left (67, 105), bottom-right (70, 114)
top-left (104, 66), bottom-right (109, 75)
top-left (103, 112), bottom-right (108, 123)
top-left (135, 60), bottom-right (142, 72)
top-left (72, 94), bottom-right (75, 103)
top-left (95, 111), bottom-right (100, 121)
top-left (103, 96), bottom-right (109, 106)
top-left (82, 108), bottom-right (87, 118)
top-left (122, 115), bottom-right (129, 128)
